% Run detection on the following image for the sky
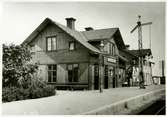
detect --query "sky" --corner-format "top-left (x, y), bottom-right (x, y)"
top-left (1, 2), bottom-right (165, 76)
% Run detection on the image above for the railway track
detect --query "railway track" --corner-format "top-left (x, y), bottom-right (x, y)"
top-left (155, 105), bottom-right (165, 115)
top-left (138, 99), bottom-right (165, 115)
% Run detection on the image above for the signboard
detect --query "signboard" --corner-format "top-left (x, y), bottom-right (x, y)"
top-left (107, 58), bottom-right (116, 63)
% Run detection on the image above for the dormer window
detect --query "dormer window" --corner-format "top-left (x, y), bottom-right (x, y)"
top-left (104, 42), bottom-right (115, 55)
top-left (46, 36), bottom-right (57, 51)
top-left (69, 41), bottom-right (75, 50)
top-left (111, 43), bottom-right (115, 55)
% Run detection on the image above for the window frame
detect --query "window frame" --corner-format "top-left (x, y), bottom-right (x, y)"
top-left (110, 42), bottom-right (115, 56)
top-left (67, 63), bottom-right (79, 82)
top-left (47, 64), bottom-right (57, 83)
top-left (46, 36), bottom-right (57, 51)
top-left (69, 41), bottom-right (76, 51)
top-left (112, 43), bottom-right (115, 56)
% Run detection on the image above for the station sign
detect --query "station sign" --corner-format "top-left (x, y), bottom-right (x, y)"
top-left (107, 57), bottom-right (116, 63)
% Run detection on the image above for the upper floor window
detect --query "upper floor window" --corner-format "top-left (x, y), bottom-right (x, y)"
top-left (46, 36), bottom-right (57, 51)
top-left (111, 43), bottom-right (115, 55)
top-left (69, 41), bottom-right (75, 50)
top-left (104, 42), bottom-right (110, 54)
top-left (104, 42), bottom-right (115, 55)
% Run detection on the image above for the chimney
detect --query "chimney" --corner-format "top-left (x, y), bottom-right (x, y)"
top-left (65, 17), bottom-right (76, 30)
top-left (85, 27), bottom-right (94, 31)
top-left (125, 45), bottom-right (130, 50)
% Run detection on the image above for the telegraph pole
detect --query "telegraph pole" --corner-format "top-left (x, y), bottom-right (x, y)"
top-left (99, 41), bottom-right (104, 93)
top-left (131, 16), bottom-right (152, 89)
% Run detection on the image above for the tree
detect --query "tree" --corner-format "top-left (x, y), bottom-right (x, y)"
top-left (3, 44), bottom-right (38, 88)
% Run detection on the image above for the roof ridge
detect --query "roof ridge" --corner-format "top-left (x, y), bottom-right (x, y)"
top-left (80, 27), bottom-right (119, 32)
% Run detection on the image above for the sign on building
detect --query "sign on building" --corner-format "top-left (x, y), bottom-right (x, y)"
top-left (107, 58), bottom-right (116, 63)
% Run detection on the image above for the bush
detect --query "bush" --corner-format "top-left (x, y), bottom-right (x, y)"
top-left (3, 44), bottom-right (37, 87)
top-left (43, 85), bottom-right (56, 97)
top-left (2, 44), bottom-right (56, 103)
top-left (2, 85), bottom-right (56, 103)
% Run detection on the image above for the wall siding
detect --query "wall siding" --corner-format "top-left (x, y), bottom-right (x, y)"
top-left (28, 22), bottom-right (124, 90)
top-left (79, 63), bottom-right (89, 83)
top-left (30, 23), bottom-right (90, 64)
top-left (37, 65), bottom-right (48, 82)
top-left (57, 64), bottom-right (67, 83)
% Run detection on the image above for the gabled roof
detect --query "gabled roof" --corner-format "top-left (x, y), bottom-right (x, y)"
top-left (22, 18), bottom-right (101, 54)
top-left (128, 49), bottom-right (152, 57)
top-left (81, 28), bottom-right (126, 50)
top-left (22, 17), bottom-right (126, 54)
top-left (81, 28), bottom-right (118, 41)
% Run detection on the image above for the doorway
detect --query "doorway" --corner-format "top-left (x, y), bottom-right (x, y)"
top-left (113, 76), bottom-right (116, 88)
top-left (94, 65), bottom-right (99, 90)
top-left (104, 65), bottom-right (108, 89)
top-left (109, 67), bottom-right (115, 88)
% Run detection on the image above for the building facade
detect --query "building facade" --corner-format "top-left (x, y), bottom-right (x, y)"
top-left (22, 17), bottom-right (138, 90)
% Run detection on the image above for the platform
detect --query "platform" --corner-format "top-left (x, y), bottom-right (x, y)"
top-left (2, 85), bottom-right (165, 115)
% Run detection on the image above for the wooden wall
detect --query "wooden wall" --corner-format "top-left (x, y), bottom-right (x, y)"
top-left (37, 63), bottom-right (89, 84)
top-left (57, 64), bottom-right (67, 83)
top-left (30, 23), bottom-right (90, 64)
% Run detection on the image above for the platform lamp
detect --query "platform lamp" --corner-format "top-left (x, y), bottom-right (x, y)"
top-left (99, 40), bottom-right (104, 93)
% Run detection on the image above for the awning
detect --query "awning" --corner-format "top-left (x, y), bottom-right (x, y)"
top-left (118, 54), bottom-right (129, 62)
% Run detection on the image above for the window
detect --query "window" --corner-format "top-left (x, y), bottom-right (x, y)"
top-left (69, 42), bottom-right (75, 50)
top-left (46, 36), bottom-right (57, 51)
top-left (48, 65), bottom-right (57, 83)
top-left (104, 42), bottom-right (115, 55)
top-left (67, 64), bottom-right (79, 82)
top-left (104, 42), bottom-right (110, 54)
top-left (112, 44), bottom-right (115, 55)
top-left (110, 43), bottom-right (115, 55)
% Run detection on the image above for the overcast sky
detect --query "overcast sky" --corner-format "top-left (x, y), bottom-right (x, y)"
top-left (1, 2), bottom-right (165, 76)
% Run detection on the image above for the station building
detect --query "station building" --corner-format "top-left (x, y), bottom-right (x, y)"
top-left (22, 17), bottom-right (152, 90)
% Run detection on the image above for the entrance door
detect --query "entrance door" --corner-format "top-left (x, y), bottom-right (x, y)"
top-left (109, 67), bottom-right (115, 88)
top-left (104, 65), bottom-right (108, 89)
top-left (94, 65), bottom-right (99, 90)
top-left (113, 76), bottom-right (116, 88)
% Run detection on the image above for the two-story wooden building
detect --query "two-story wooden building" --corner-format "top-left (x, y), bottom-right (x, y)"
top-left (22, 17), bottom-right (129, 90)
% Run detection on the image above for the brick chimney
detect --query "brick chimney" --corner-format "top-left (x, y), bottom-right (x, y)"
top-left (65, 17), bottom-right (76, 30)
top-left (85, 27), bottom-right (94, 31)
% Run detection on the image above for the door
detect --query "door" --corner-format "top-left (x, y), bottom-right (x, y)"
top-left (109, 67), bottom-right (115, 88)
top-left (104, 65), bottom-right (108, 89)
top-left (113, 76), bottom-right (116, 88)
top-left (94, 65), bottom-right (99, 90)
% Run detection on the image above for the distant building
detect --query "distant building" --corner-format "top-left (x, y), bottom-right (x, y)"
top-left (128, 49), bottom-right (154, 86)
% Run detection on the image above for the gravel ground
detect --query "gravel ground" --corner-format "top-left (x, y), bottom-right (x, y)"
top-left (2, 85), bottom-right (165, 115)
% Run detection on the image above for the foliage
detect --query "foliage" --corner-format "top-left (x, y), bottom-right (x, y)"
top-left (3, 44), bottom-right (38, 87)
top-left (2, 85), bottom-right (56, 103)
top-left (2, 43), bottom-right (56, 102)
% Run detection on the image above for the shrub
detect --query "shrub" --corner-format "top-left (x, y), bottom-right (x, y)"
top-left (3, 44), bottom-right (38, 87)
top-left (2, 87), bottom-right (19, 102)
top-left (2, 44), bottom-right (56, 103)
top-left (43, 85), bottom-right (56, 97)
top-left (2, 85), bottom-right (56, 103)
